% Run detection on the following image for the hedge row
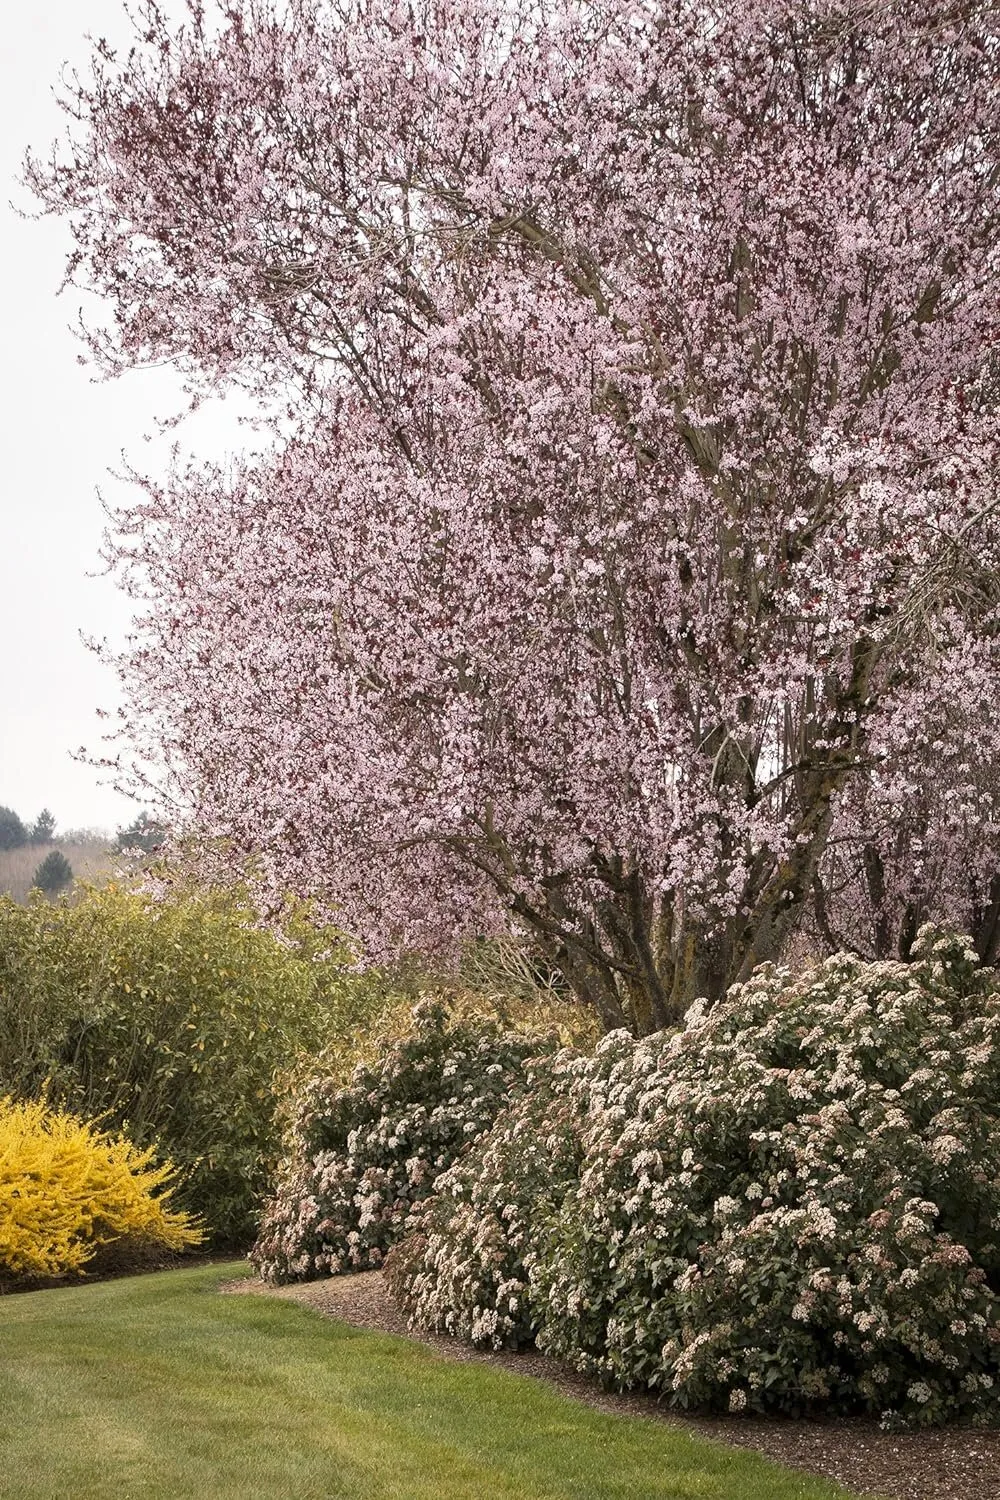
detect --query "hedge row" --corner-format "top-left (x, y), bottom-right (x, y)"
top-left (260, 928), bottom-right (1000, 1428)
top-left (0, 883), bottom-right (394, 1244)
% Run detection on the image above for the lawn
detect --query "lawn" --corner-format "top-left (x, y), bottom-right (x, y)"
top-left (0, 1262), bottom-right (858, 1500)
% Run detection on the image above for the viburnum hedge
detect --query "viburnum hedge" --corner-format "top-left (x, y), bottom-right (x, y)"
top-left (389, 929), bottom-right (1000, 1428)
top-left (249, 1000), bottom-right (557, 1282)
top-left (384, 1048), bottom-right (587, 1348)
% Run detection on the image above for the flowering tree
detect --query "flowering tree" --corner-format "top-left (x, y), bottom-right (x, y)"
top-left (29, 0), bottom-right (1000, 1029)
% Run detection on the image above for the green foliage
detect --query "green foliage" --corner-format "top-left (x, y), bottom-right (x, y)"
top-left (391, 930), bottom-right (1000, 1428)
top-left (115, 811), bottom-right (165, 854)
top-left (250, 999), bottom-right (561, 1282)
top-left (0, 805), bottom-right (27, 852)
top-left (0, 898), bottom-right (73, 1102)
top-left (0, 883), bottom-right (393, 1246)
top-left (30, 809), bottom-right (56, 845)
top-left (32, 849), bottom-right (73, 894)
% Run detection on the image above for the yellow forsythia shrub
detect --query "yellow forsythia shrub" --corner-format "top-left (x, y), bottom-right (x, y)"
top-left (0, 1096), bottom-right (203, 1282)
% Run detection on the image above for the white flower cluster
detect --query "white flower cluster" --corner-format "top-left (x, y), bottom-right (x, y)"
top-left (390, 931), bottom-right (1000, 1427)
top-left (384, 1049), bottom-right (588, 1350)
top-left (249, 1002), bottom-right (550, 1283)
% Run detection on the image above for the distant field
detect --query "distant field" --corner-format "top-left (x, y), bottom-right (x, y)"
top-left (0, 841), bottom-right (117, 903)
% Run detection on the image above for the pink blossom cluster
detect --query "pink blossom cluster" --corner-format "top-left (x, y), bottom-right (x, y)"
top-left (28, 1), bottom-right (1000, 1019)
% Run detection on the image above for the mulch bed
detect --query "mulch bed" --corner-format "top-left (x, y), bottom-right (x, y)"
top-left (220, 1269), bottom-right (1000, 1500)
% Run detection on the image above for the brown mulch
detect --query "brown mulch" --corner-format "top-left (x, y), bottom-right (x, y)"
top-left (220, 1269), bottom-right (1000, 1500)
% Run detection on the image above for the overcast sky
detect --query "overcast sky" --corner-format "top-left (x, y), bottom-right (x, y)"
top-left (1, 3), bottom-right (245, 837)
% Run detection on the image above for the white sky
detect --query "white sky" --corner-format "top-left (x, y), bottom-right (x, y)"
top-left (1, 3), bottom-right (247, 837)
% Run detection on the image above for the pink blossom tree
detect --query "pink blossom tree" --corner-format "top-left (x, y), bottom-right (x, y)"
top-left (29, 0), bottom-right (1000, 1029)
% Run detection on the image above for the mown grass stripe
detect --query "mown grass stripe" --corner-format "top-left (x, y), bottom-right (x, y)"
top-left (0, 1263), bottom-right (858, 1500)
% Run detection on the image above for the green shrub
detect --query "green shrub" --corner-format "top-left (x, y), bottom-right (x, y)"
top-left (0, 883), bottom-right (393, 1246)
top-left (250, 999), bottom-right (558, 1282)
top-left (390, 929), bottom-right (1000, 1427)
top-left (0, 897), bottom-right (76, 1103)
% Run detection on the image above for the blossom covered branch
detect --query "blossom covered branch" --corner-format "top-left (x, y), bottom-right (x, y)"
top-left (29, 0), bottom-right (1000, 1024)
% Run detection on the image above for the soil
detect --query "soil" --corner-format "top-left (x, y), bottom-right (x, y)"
top-left (220, 1269), bottom-right (1000, 1500)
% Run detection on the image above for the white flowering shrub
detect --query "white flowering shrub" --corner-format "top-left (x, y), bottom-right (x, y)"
top-left (384, 1049), bottom-right (586, 1348)
top-left (250, 999), bottom-right (551, 1281)
top-left (390, 930), bottom-right (1000, 1426)
top-left (532, 929), bottom-right (1000, 1426)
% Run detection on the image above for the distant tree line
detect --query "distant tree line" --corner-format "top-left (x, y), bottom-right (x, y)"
top-left (114, 811), bottom-right (166, 855)
top-left (0, 804), bottom-right (165, 901)
top-left (0, 806), bottom-right (56, 851)
top-left (0, 805), bottom-right (165, 855)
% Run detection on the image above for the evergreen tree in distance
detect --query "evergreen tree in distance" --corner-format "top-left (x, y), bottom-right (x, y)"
top-left (30, 808), bottom-right (56, 845)
top-left (0, 806), bottom-right (27, 852)
top-left (115, 812), bottom-right (166, 855)
top-left (32, 849), bottom-right (73, 896)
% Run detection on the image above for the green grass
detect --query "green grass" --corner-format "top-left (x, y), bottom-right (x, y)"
top-left (0, 1262), bottom-right (856, 1500)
